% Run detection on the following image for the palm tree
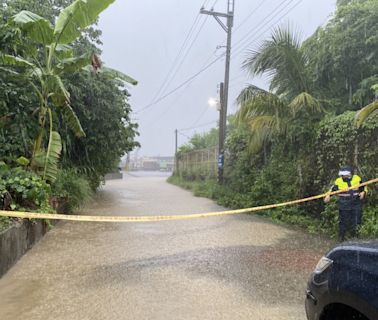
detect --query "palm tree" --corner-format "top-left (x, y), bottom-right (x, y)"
top-left (236, 26), bottom-right (323, 154)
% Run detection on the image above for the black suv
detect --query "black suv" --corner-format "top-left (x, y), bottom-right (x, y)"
top-left (305, 241), bottom-right (378, 320)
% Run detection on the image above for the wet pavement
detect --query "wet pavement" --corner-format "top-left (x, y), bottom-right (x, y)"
top-left (0, 172), bottom-right (333, 319)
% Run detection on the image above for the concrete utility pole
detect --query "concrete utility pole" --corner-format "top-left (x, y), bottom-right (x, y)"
top-left (200, 0), bottom-right (234, 184)
top-left (174, 129), bottom-right (178, 174)
top-left (218, 82), bottom-right (225, 182)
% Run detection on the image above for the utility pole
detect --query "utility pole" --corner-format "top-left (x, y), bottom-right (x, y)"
top-left (174, 129), bottom-right (178, 175)
top-left (218, 82), bottom-right (225, 182)
top-left (201, 0), bottom-right (234, 184)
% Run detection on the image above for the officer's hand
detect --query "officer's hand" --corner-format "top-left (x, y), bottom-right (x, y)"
top-left (324, 195), bottom-right (331, 203)
top-left (359, 192), bottom-right (365, 200)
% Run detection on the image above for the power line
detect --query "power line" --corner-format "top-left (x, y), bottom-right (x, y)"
top-left (141, 1), bottom-right (222, 120)
top-left (158, 15), bottom-right (210, 98)
top-left (185, 0), bottom-right (293, 110)
top-left (144, 82), bottom-right (193, 128)
top-left (226, 0), bottom-right (304, 83)
top-left (189, 104), bottom-right (210, 128)
top-left (202, 0), bottom-right (268, 61)
top-left (180, 120), bottom-right (218, 132)
top-left (138, 0), bottom-right (304, 121)
top-left (225, 0), bottom-right (305, 92)
top-left (149, 16), bottom-right (203, 104)
top-left (178, 131), bottom-right (192, 139)
top-left (137, 4), bottom-right (220, 115)
top-left (233, 0), bottom-right (266, 33)
top-left (172, 0), bottom-right (306, 132)
top-left (232, 0), bottom-right (295, 51)
top-left (148, 0), bottom-right (212, 105)
top-left (153, 0), bottom-right (219, 101)
top-left (136, 54), bottom-right (225, 113)
top-left (232, 0), bottom-right (303, 56)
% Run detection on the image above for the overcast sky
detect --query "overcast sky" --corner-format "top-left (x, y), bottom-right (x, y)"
top-left (98, 0), bottom-right (336, 157)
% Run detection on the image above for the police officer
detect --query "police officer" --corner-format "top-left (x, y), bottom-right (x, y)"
top-left (324, 166), bottom-right (367, 241)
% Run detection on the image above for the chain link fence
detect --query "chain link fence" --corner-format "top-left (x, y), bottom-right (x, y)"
top-left (175, 147), bottom-right (218, 180)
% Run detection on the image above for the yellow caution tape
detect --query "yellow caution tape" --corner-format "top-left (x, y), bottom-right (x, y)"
top-left (0, 178), bottom-right (377, 223)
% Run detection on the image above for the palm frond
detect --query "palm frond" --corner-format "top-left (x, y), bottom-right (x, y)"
top-left (242, 25), bottom-right (310, 98)
top-left (289, 92), bottom-right (324, 114)
top-left (236, 84), bottom-right (268, 106)
top-left (355, 100), bottom-right (378, 127)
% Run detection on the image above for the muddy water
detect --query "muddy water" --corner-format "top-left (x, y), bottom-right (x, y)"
top-left (0, 172), bottom-right (332, 319)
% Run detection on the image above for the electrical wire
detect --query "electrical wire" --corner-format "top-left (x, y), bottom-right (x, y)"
top-left (180, 120), bottom-right (218, 132)
top-left (141, 0), bottom-right (222, 121)
top-left (226, 0), bottom-right (305, 89)
top-left (158, 15), bottom-right (210, 99)
top-left (178, 131), bottom-right (192, 140)
top-left (149, 17), bottom-right (202, 104)
top-left (233, 0), bottom-right (266, 33)
top-left (136, 53), bottom-right (225, 113)
top-left (148, 0), bottom-right (210, 106)
top-left (173, 0), bottom-right (306, 134)
top-left (232, 0), bottom-right (296, 51)
top-left (211, 0), bottom-right (219, 9)
top-left (150, 0), bottom-right (219, 107)
top-left (201, 2), bottom-right (298, 103)
top-left (138, 0), bottom-right (305, 127)
top-left (189, 104), bottom-right (211, 129)
top-left (232, 0), bottom-right (304, 56)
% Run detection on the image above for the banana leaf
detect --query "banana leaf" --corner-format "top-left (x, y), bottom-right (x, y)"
top-left (55, 53), bottom-right (91, 74)
top-left (99, 66), bottom-right (138, 85)
top-left (0, 54), bottom-right (35, 68)
top-left (12, 10), bottom-right (54, 45)
top-left (54, 0), bottom-right (115, 44)
top-left (33, 132), bottom-right (62, 182)
top-left (61, 104), bottom-right (86, 138)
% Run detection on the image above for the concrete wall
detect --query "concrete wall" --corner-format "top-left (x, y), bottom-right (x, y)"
top-left (0, 220), bottom-right (50, 277)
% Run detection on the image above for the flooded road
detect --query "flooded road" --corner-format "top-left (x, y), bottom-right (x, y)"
top-left (0, 172), bottom-right (332, 319)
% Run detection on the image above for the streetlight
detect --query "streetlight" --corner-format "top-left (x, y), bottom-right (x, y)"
top-left (208, 97), bottom-right (221, 111)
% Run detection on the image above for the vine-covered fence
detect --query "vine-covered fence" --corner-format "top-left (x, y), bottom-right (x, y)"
top-left (175, 147), bottom-right (218, 179)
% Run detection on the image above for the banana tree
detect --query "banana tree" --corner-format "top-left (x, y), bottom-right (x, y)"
top-left (0, 0), bottom-right (137, 182)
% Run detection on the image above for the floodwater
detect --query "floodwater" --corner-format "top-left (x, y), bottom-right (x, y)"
top-left (0, 172), bottom-right (332, 319)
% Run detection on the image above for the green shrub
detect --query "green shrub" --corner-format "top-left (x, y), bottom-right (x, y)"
top-left (52, 170), bottom-right (92, 213)
top-left (359, 206), bottom-right (378, 239)
top-left (318, 201), bottom-right (339, 238)
top-left (0, 165), bottom-right (51, 212)
top-left (0, 164), bottom-right (52, 231)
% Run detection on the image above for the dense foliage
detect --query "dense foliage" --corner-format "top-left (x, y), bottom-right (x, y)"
top-left (61, 72), bottom-right (139, 188)
top-left (172, 0), bottom-right (378, 239)
top-left (0, 0), bottom-right (139, 228)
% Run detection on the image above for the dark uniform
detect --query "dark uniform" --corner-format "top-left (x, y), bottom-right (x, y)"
top-left (330, 174), bottom-right (367, 241)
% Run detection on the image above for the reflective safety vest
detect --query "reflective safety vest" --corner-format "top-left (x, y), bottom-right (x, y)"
top-left (333, 175), bottom-right (367, 198)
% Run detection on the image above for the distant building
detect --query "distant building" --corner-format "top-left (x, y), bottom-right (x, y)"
top-left (128, 155), bottom-right (174, 171)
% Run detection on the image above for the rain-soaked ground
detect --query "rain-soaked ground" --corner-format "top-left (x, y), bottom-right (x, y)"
top-left (0, 171), bottom-right (334, 320)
